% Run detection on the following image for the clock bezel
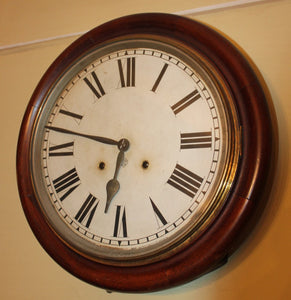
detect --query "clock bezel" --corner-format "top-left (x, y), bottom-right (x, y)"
top-left (17, 13), bottom-right (276, 292)
top-left (30, 37), bottom-right (239, 266)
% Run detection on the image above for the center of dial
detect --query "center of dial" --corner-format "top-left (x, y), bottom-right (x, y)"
top-left (74, 87), bottom-right (180, 220)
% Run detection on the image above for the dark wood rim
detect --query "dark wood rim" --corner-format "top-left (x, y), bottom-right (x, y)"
top-left (17, 13), bottom-right (276, 292)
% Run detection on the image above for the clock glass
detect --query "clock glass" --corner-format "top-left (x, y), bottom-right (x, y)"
top-left (31, 38), bottom-right (240, 265)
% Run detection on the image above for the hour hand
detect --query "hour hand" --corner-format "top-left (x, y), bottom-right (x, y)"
top-left (104, 139), bottom-right (129, 213)
top-left (104, 150), bottom-right (124, 213)
top-left (105, 179), bottom-right (120, 213)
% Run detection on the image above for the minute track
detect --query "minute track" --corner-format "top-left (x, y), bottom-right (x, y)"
top-left (41, 45), bottom-right (223, 255)
top-left (17, 13), bottom-right (274, 292)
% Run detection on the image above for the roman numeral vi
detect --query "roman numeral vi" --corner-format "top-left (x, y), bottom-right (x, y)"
top-left (113, 205), bottom-right (127, 238)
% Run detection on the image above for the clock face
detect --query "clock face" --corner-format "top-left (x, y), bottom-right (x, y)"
top-left (17, 13), bottom-right (276, 291)
top-left (31, 39), bottom-right (239, 265)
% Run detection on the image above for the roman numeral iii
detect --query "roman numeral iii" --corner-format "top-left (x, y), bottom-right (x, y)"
top-left (180, 131), bottom-right (212, 149)
top-left (167, 164), bottom-right (203, 198)
top-left (52, 167), bottom-right (81, 201)
top-left (118, 57), bottom-right (136, 87)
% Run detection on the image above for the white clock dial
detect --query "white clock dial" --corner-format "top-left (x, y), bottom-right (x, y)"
top-left (32, 39), bottom-right (235, 264)
top-left (17, 14), bottom-right (275, 291)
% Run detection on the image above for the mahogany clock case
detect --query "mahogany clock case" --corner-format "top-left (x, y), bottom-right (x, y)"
top-left (17, 13), bottom-right (277, 292)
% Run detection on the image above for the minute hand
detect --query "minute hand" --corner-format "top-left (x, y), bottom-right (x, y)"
top-left (45, 126), bottom-right (119, 146)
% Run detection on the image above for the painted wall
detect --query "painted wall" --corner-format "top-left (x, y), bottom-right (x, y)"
top-left (1, 0), bottom-right (290, 299)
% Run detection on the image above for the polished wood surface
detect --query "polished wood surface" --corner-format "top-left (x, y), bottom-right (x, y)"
top-left (17, 13), bottom-right (276, 292)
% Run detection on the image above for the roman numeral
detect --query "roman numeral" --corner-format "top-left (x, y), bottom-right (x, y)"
top-left (59, 109), bottom-right (83, 122)
top-left (167, 164), bottom-right (203, 198)
top-left (52, 168), bottom-right (81, 201)
top-left (75, 193), bottom-right (98, 228)
top-left (113, 205), bottom-right (127, 238)
top-left (151, 63), bottom-right (169, 92)
top-left (117, 57), bottom-right (135, 87)
top-left (83, 71), bottom-right (105, 99)
top-left (180, 131), bottom-right (212, 149)
top-left (171, 90), bottom-right (201, 115)
top-left (150, 198), bottom-right (168, 226)
top-left (48, 141), bottom-right (74, 156)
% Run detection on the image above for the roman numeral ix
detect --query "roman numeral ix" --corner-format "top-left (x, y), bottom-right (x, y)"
top-left (167, 164), bottom-right (203, 198)
top-left (48, 141), bottom-right (74, 157)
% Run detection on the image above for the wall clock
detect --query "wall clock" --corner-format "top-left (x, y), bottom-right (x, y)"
top-left (17, 13), bottom-right (276, 292)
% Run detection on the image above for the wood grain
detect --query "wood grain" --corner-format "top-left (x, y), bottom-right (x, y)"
top-left (16, 13), bottom-right (277, 292)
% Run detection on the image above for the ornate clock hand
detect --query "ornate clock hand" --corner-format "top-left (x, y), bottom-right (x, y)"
top-left (17, 14), bottom-right (276, 292)
top-left (105, 150), bottom-right (123, 213)
top-left (45, 125), bottom-right (119, 146)
top-left (105, 139), bottom-right (130, 213)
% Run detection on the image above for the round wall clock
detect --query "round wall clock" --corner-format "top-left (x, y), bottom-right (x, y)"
top-left (17, 13), bottom-right (276, 292)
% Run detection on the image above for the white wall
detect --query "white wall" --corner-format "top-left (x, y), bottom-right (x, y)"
top-left (1, 0), bottom-right (290, 299)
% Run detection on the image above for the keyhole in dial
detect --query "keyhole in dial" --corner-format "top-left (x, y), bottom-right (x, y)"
top-left (142, 160), bottom-right (149, 169)
top-left (99, 162), bottom-right (106, 170)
